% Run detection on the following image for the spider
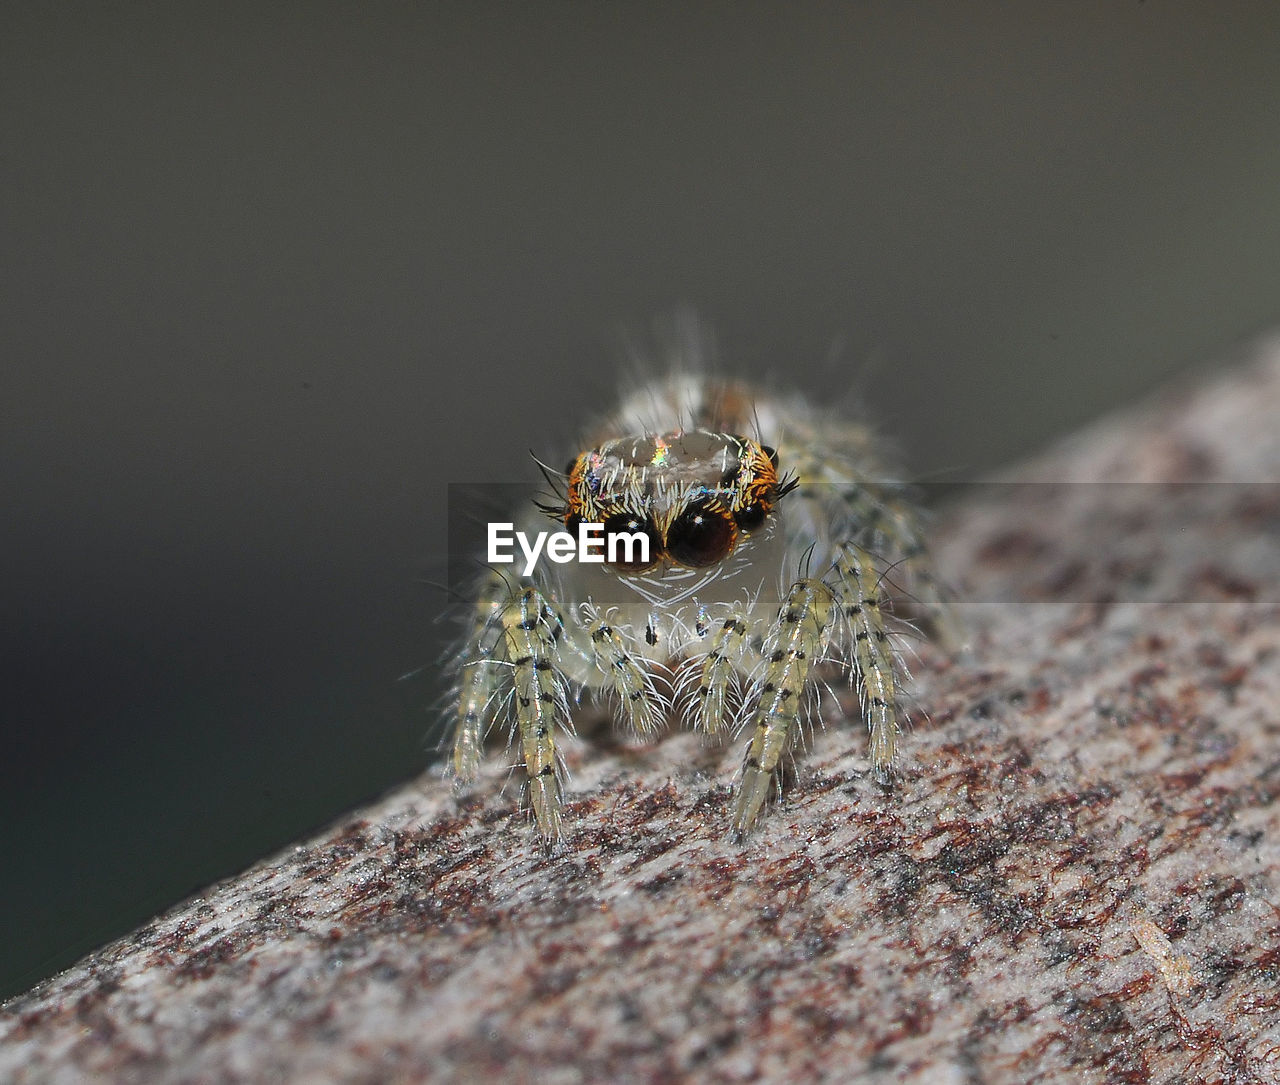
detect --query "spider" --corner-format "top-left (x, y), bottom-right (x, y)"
top-left (447, 372), bottom-right (958, 843)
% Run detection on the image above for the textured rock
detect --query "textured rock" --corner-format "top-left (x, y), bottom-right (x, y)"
top-left (5, 338), bottom-right (1280, 1084)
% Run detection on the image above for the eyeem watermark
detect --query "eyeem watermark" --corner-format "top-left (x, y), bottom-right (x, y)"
top-left (487, 521), bottom-right (649, 575)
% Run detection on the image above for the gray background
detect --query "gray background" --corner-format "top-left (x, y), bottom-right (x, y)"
top-left (3, 3), bottom-right (1279, 999)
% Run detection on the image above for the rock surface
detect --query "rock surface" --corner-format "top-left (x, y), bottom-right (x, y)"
top-left (5, 338), bottom-right (1280, 1084)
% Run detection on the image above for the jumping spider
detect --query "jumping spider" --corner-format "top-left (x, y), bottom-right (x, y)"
top-left (448, 373), bottom-right (958, 842)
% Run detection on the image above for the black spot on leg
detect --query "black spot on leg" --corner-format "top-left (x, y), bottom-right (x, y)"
top-left (645, 624), bottom-right (658, 646)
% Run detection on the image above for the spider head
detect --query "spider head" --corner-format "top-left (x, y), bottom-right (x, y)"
top-left (563, 431), bottom-right (785, 575)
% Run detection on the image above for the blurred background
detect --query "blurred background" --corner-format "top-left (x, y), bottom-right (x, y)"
top-left (4, 3), bottom-right (1279, 999)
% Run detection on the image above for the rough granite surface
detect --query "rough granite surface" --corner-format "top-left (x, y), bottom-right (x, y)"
top-left (4, 338), bottom-right (1280, 1084)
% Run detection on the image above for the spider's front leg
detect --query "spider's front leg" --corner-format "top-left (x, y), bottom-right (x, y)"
top-left (732, 581), bottom-right (833, 834)
top-left (581, 611), bottom-right (665, 736)
top-left (686, 608), bottom-right (751, 735)
top-left (501, 586), bottom-right (574, 843)
top-left (831, 542), bottom-right (906, 778)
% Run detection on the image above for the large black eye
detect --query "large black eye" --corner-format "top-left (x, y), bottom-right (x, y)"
top-left (734, 503), bottom-right (767, 531)
top-left (666, 500), bottom-right (736, 568)
top-left (602, 512), bottom-right (661, 573)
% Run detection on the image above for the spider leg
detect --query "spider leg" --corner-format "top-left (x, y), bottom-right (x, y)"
top-left (582, 614), bottom-right (665, 736)
top-left (830, 542), bottom-right (905, 778)
top-left (786, 446), bottom-right (964, 652)
top-left (690, 610), bottom-right (751, 734)
top-left (449, 569), bottom-right (510, 783)
top-left (732, 580), bottom-right (833, 834)
top-left (852, 484), bottom-right (966, 654)
top-left (501, 586), bottom-right (573, 842)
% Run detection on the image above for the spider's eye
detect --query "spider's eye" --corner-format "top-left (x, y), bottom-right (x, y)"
top-left (602, 512), bottom-right (662, 573)
top-left (666, 500), bottom-right (737, 568)
top-left (734, 503), bottom-right (767, 531)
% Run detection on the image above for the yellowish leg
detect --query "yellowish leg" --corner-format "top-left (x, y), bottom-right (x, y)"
top-left (733, 581), bottom-right (833, 834)
top-left (848, 486), bottom-right (966, 654)
top-left (500, 588), bottom-right (571, 842)
top-left (832, 544), bottom-right (903, 778)
top-left (450, 572), bottom-right (510, 782)
top-left (691, 612), bottom-right (750, 735)
top-left (584, 616), bottom-right (662, 736)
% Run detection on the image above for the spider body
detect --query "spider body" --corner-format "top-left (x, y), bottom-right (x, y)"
top-left (449, 374), bottom-right (955, 842)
